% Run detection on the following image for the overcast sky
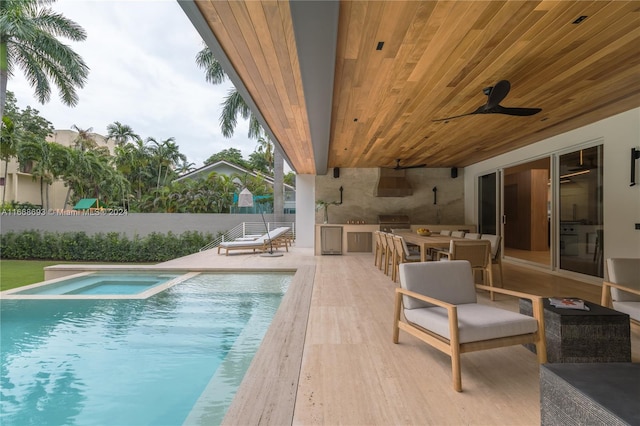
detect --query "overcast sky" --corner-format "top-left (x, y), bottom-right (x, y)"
top-left (9, 0), bottom-right (259, 169)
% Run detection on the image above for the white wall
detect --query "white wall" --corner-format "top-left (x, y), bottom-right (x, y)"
top-left (464, 108), bottom-right (640, 261)
top-left (295, 174), bottom-right (316, 248)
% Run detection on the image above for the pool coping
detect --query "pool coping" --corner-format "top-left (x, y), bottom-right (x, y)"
top-left (0, 271), bottom-right (199, 300)
top-left (219, 265), bottom-right (315, 426)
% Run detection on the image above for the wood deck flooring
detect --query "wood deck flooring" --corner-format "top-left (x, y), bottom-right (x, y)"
top-left (161, 246), bottom-right (639, 426)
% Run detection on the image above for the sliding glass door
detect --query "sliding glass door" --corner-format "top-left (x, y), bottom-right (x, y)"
top-left (478, 172), bottom-right (499, 235)
top-left (558, 145), bottom-right (604, 277)
top-left (503, 158), bottom-right (551, 267)
top-left (476, 144), bottom-right (603, 279)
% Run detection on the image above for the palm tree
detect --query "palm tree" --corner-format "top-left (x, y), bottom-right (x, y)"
top-left (54, 142), bottom-right (109, 208)
top-left (147, 137), bottom-right (184, 191)
top-left (70, 124), bottom-right (98, 152)
top-left (18, 137), bottom-right (55, 208)
top-left (196, 45), bottom-right (285, 217)
top-left (175, 159), bottom-right (196, 176)
top-left (121, 137), bottom-right (153, 200)
top-left (0, 116), bottom-right (16, 204)
top-left (0, 0), bottom-right (90, 118)
top-left (255, 136), bottom-right (274, 174)
top-left (106, 121), bottom-right (140, 146)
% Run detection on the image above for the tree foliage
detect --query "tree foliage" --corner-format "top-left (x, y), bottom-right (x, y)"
top-left (3, 91), bottom-right (289, 213)
top-left (0, 0), bottom-right (90, 117)
top-left (204, 147), bottom-right (249, 168)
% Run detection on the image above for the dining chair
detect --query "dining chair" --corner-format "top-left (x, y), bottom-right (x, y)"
top-left (382, 232), bottom-right (395, 276)
top-left (391, 235), bottom-right (421, 282)
top-left (374, 231), bottom-right (383, 268)
top-left (464, 233), bottom-right (481, 240)
top-left (433, 230), bottom-right (466, 260)
top-left (377, 231), bottom-right (388, 272)
top-left (480, 234), bottom-right (503, 285)
top-left (446, 239), bottom-right (494, 299)
top-left (439, 230), bottom-right (452, 236)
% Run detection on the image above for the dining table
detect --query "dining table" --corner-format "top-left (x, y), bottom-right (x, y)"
top-left (393, 231), bottom-right (466, 262)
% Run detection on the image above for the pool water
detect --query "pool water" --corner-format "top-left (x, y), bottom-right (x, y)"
top-left (11, 272), bottom-right (181, 296)
top-left (0, 272), bottom-right (292, 426)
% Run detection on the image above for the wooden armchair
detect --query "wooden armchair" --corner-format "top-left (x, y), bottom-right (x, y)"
top-left (393, 260), bottom-right (547, 392)
top-left (601, 258), bottom-right (640, 325)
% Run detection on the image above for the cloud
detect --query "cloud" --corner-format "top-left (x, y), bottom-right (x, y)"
top-left (8, 0), bottom-right (260, 168)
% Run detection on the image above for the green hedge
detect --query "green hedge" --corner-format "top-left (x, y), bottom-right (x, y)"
top-left (0, 230), bottom-right (214, 262)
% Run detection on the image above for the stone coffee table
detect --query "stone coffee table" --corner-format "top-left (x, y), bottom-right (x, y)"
top-left (519, 298), bottom-right (631, 363)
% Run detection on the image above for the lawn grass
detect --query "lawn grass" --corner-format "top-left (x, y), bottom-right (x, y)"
top-left (0, 260), bottom-right (150, 291)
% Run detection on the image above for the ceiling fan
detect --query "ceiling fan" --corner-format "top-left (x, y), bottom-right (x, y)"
top-left (433, 80), bottom-right (542, 122)
top-left (392, 159), bottom-right (426, 170)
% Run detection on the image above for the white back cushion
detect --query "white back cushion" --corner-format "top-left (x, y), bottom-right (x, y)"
top-left (607, 258), bottom-right (640, 302)
top-left (399, 260), bottom-right (477, 309)
top-left (480, 234), bottom-right (500, 259)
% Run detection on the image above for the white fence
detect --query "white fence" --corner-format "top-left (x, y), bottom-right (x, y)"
top-left (0, 213), bottom-right (296, 238)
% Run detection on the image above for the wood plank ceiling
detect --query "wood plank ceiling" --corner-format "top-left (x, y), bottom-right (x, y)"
top-left (193, 1), bottom-right (640, 174)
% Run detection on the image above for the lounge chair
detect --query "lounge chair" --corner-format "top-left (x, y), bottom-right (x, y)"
top-left (601, 258), bottom-right (640, 325)
top-left (217, 227), bottom-right (291, 255)
top-left (393, 260), bottom-right (547, 392)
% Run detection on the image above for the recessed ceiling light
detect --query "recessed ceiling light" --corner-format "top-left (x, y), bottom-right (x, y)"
top-left (376, 41), bottom-right (384, 50)
top-left (572, 15), bottom-right (588, 24)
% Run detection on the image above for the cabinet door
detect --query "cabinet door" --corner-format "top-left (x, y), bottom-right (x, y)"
top-left (347, 232), bottom-right (372, 252)
top-left (321, 226), bottom-right (343, 254)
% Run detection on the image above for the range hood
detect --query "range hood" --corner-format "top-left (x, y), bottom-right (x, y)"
top-left (375, 168), bottom-right (413, 197)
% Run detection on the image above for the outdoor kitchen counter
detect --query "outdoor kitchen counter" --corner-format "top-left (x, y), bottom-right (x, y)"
top-left (313, 224), bottom-right (477, 256)
top-left (315, 224), bottom-right (378, 256)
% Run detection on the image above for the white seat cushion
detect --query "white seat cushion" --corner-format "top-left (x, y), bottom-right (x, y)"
top-left (404, 303), bottom-right (538, 343)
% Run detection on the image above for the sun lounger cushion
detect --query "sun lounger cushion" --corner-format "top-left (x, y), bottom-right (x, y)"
top-left (218, 227), bottom-right (291, 254)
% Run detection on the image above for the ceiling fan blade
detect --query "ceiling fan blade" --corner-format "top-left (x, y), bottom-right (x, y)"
top-left (393, 159), bottom-right (426, 169)
top-left (485, 80), bottom-right (510, 109)
top-left (432, 111), bottom-right (478, 122)
top-left (397, 163), bottom-right (427, 169)
top-left (432, 80), bottom-right (539, 121)
top-left (493, 105), bottom-right (542, 116)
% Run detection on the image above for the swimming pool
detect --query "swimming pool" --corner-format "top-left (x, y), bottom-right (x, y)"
top-left (0, 272), bottom-right (292, 426)
top-left (7, 272), bottom-right (183, 296)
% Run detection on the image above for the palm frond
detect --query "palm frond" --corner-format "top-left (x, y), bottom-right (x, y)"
top-left (195, 45), bottom-right (227, 84)
top-left (220, 89), bottom-right (252, 138)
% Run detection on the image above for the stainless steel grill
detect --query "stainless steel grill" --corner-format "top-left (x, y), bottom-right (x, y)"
top-left (378, 214), bottom-right (410, 233)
